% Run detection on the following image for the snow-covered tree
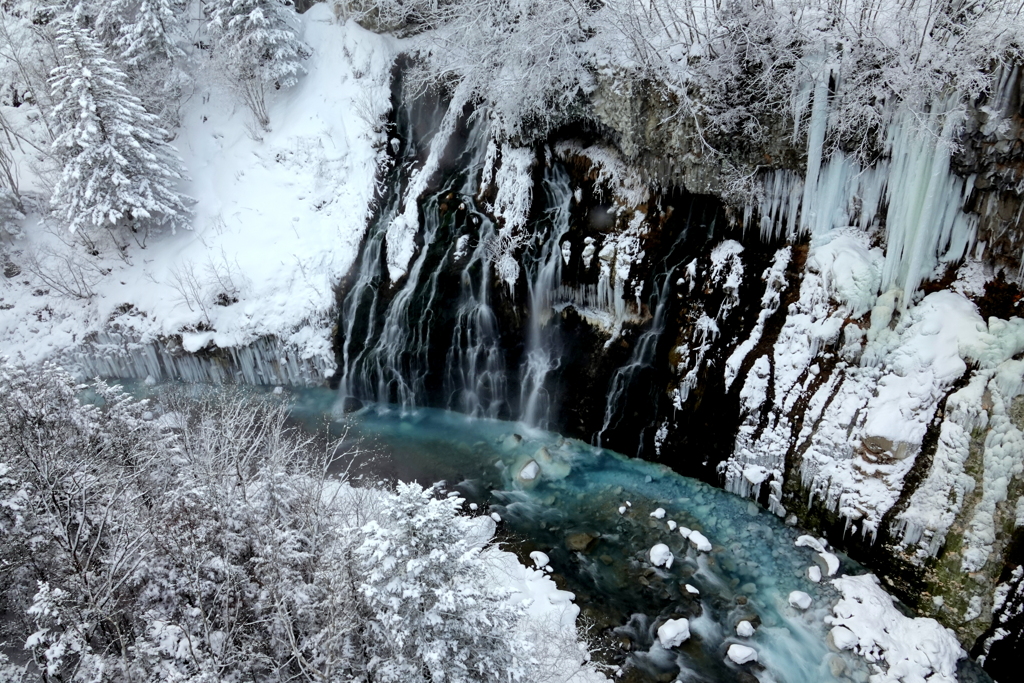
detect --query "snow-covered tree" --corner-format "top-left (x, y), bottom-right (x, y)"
top-left (354, 482), bottom-right (532, 683)
top-left (0, 363), bottom-right (592, 683)
top-left (100, 0), bottom-right (194, 126)
top-left (48, 15), bottom-right (190, 237)
top-left (206, 0), bottom-right (309, 129)
top-left (103, 0), bottom-right (190, 68)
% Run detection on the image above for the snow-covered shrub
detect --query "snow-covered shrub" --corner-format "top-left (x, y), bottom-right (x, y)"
top-left (332, 0), bottom-right (446, 33)
top-left (48, 15), bottom-right (191, 238)
top-left (407, 0), bottom-right (595, 142)
top-left (400, 0), bottom-right (1023, 158)
top-left (0, 364), bottom-right (574, 682)
top-left (0, 362), bottom-right (173, 680)
top-left (0, 2), bottom-right (60, 135)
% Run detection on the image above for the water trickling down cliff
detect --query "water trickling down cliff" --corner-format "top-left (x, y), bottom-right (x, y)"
top-left (321, 62), bottom-right (1024, 681)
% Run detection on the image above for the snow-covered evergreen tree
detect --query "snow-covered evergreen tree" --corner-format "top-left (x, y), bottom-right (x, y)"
top-left (354, 482), bottom-right (532, 683)
top-left (48, 15), bottom-right (190, 236)
top-left (109, 0), bottom-right (194, 126)
top-left (206, 0), bottom-right (309, 128)
top-left (106, 0), bottom-right (190, 67)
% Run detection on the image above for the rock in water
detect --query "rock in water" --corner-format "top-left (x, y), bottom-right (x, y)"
top-left (788, 591), bottom-right (812, 610)
top-left (657, 618), bottom-right (690, 648)
top-left (565, 532), bottom-right (597, 552)
top-left (689, 530), bottom-right (713, 552)
top-left (518, 460), bottom-right (540, 481)
top-left (736, 620), bottom-right (755, 637)
top-left (650, 543), bottom-right (674, 568)
top-left (727, 644), bottom-right (758, 664)
top-left (529, 551), bottom-right (550, 569)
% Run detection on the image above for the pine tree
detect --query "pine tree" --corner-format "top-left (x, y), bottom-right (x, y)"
top-left (48, 15), bottom-right (190, 236)
top-left (111, 0), bottom-right (189, 67)
top-left (354, 482), bottom-right (531, 683)
top-left (206, 0), bottom-right (309, 128)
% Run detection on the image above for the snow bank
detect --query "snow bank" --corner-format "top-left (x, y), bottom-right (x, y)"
top-left (827, 574), bottom-right (964, 683)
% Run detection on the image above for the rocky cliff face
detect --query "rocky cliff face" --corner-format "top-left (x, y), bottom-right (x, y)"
top-left (487, 66), bottom-right (1024, 681)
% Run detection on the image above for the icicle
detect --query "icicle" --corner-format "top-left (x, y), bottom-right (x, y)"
top-left (800, 69), bottom-right (831, 235)
top-left (749, 93), bottom-right (977, 306)
top-left (72, 333), bottom-right (331, 386)
top-left (880, 100), bottom-right (977, 303)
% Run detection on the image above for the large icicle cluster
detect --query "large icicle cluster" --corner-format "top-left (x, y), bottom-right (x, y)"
top-left (746, 96), bottom-right (979, 306)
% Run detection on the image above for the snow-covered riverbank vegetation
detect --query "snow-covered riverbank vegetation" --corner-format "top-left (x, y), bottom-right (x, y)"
top-left (2, 0), bottom-right (1024, 679)
top-left (0, 362), bottom-right (604, 682)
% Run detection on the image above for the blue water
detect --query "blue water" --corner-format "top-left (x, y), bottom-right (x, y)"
top-left (281, 390), bottom-right (875, 683)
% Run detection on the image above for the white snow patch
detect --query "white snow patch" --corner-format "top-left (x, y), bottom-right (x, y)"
top-left (726, 643), bottom-right (758, 665)
top-left (529, 551), bottom-right (550, 569)
top-left (788, 591), bottom-right (812, 610)
top-left (827, 574), bottom-right (964, 683)
top-left (688, 530), bottom-right (712, 552)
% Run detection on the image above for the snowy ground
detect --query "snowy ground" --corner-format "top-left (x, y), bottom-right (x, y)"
top-left (0, 5), bottom-right (393, 375)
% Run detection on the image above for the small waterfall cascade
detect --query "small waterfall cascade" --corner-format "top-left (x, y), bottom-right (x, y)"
top-left (517, 166), bottom-right (574, 427)
top-left (443, 125), bottom-right (507, 416)
top-left (336, 112), bottom-right (508, 416)
top-left (595, 267), bottom-right (676, 449)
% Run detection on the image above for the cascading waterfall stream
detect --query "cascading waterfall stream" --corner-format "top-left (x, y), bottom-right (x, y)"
top-left (442, 122), bottom-right (508, 417)
top-left (517, 165), bottom-right (574, 427)
top-left (336, 110), bottom-right (508, 415)
top-left (596, 266), bottom-right (677, 449)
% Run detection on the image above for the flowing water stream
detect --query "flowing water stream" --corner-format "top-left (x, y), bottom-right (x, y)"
top-left (280, 390), bottom-right (877, 683)
top-left (106, 379), bottom-right (994, 683)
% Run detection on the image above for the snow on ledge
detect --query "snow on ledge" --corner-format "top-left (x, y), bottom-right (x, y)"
top-left (827, 574), bottom-right (964, 683)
